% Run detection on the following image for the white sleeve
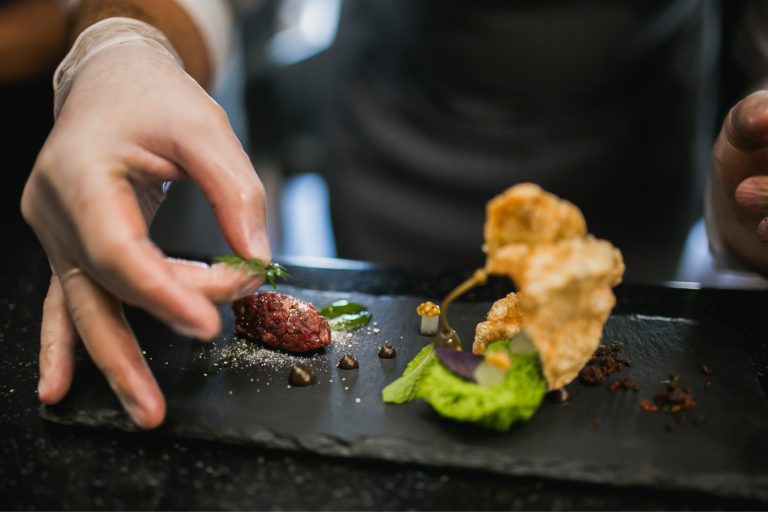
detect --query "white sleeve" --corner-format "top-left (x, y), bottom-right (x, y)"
top-left (53, 17), bottom-right (183, 118)
top-left (60, 0), bottom-right (245, 85)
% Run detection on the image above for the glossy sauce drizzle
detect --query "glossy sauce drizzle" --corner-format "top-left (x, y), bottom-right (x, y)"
top-left (433, 268), bottom-right (488, 351)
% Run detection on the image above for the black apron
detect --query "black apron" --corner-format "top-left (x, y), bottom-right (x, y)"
top-left (326, 0), bottom-right (719, 281)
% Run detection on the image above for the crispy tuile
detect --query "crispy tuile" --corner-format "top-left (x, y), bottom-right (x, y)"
top-left (476, 184), bottom-right (624, 390)
top-left (484, 183), bottom-right (586, 274)
top-left (473, 293), bottom-right (523, 355)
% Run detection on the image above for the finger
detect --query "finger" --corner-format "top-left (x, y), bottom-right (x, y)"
top-left (735, 175), bottom-right (768, 214)
top-left (77, 175), bottom-right (221, 339)
top-left (715, 91), bottom-right (768, 193)
top-left (38, 274), bottom-right (78, 405)
top-left (123, 145), bottom-right (187, 183)
top-left (59, 268), bottom-right (166, 429)
top-left (172, 122), bottom-right (271, 262)
top-left (757, 217), bottom-right (768, 247)
top-left (168, 258), bottom-right (263, 303)
top-left (724, 91), bottom-right (768, 152)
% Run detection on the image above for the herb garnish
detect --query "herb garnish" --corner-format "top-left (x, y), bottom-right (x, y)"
top-left (213, 256), bottom-right (290, 289)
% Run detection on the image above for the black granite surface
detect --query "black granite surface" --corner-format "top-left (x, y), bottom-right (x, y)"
top-left (3, 223), bottom-right (768, 510)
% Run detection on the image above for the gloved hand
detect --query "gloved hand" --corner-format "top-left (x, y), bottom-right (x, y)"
top-left (708, 91), bottom-right (768, 276)
top-left (22, 21), bottom-right (270, 429)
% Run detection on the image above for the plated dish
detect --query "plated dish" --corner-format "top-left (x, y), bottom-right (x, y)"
top-left (220, 183), bottom-right (628, 430)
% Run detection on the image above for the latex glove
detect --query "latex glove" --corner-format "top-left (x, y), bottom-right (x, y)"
top-left (22, 34), bottom-right (270, 429)
top-left (708, 91), bottom-right (768, 275)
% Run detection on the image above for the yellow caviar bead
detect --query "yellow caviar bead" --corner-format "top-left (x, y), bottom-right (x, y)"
top-left (416, 301), bottom-right (441, 318)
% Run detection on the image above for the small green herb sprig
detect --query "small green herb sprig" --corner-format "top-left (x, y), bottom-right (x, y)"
top-left (212, 256), bottom-right (290, 289)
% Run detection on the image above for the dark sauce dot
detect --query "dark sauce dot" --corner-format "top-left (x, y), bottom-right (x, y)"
top-left (546, 387), bottom-right (572, 404)
top-left (377, 345), bottom-right (396, 359)
top-left (289, 364), bottom-right (317, 387)
top-left (337, 354), bottom-right (359, 370)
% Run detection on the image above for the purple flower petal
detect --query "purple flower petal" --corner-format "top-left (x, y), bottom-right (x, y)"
top-left (435, 347), bottom-right (484, 382)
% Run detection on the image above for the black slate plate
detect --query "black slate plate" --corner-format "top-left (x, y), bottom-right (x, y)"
top-left (41, 264), bottom-right (768, 501)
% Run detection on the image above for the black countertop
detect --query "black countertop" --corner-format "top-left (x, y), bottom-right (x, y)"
top-left (2, 221), bottom-right (768, 510)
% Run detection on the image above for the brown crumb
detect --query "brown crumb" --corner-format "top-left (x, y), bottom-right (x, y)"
top-left (702, 365), bottom-right (713, 375)
top-left (579, 366), bottom-right (606, 386)
top-left (641, 379), bottom-right (696, 416)
top-left (599, 356), bottom-right (623, 376)
top-left (607, 381), bottom-right (621, 393)
top-left (581, 342), bottom-right (629, 388)
top-left (591, 417), bottom-right (600, 426)
top-left (620, 377), bottom-right (640, 392)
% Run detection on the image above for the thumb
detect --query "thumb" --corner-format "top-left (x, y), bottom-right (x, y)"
top-left (716, 91), bottom-right (768, 193)
top-left (724, 91), bottom-right (768, 152)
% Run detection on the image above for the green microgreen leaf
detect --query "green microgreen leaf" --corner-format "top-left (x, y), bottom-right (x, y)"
top-left (212, 255), bottom-right (290, 289)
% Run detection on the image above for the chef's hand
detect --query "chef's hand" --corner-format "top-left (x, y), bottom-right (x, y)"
top-left (21, 43), bottom-right (270, 428)
top-left (709, 90), bottom-right (768, 275)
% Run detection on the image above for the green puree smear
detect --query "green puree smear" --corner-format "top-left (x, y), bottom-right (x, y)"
top-left (382, 340), bottom-right (547, 431)
top-left (318, 300), bottom-right (372, 331)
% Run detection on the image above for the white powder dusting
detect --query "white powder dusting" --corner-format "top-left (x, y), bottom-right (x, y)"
top-left (330, 329), bottom-right (366, 353)
top-left (198, 317), bottom-right (373, 379)
top-left (201, 336), bottom-right (327, 373)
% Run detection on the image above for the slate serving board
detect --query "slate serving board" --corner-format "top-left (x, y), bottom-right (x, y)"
top-left (42, 269), bottom-right (768, 502)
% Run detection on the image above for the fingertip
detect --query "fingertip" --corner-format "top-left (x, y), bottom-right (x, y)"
top-left (132, 393), bottom-right (167, 430)
top-left (155, 276), bottom-right (223, 339)
top-left (171, 302), bottom-right (221, 341)
top-left (38, 376), bottom-right (70, 405)
top-left (198, 310), bottom-right (222, 341)
top-left (735, 176), bottom-right (768, 213)
top-left (727, 91), bottom-right (768, 151)
top-left (233, 276), bottom-right (265, 300)
top-left (757, 217), bottom-right (768, 247)
top-left (38, 343), bottom-right (75, 405)
top-left (116, 373), bottom-right (167, 429)
top-left (39, 276), bottom-right (77, 405)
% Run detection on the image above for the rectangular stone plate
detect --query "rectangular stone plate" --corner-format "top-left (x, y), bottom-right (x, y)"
top-left (42, 269), bottom-right (768, 501)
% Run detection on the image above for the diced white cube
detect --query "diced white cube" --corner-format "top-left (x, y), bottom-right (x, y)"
top-left (419, 315), bottom-right (439, 336)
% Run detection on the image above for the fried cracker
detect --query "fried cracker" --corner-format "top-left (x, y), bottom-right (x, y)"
top-left (484, 183), bottom-right (586, 273)
top-left (472, 293), bottom-right (523, 355)
top-left (478, 184), bottom-right (624, 390)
